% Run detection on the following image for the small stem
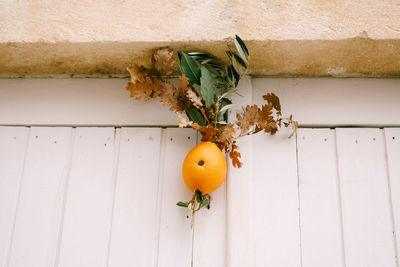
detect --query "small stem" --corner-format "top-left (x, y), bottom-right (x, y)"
top-left (200, 108), bottom-right (210, 125)
top-left (190, 191), bottom-right (197, 205)
top-left (236, 128), bottom-right (257, 139)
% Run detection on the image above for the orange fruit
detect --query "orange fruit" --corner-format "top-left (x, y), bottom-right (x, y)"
top-left (182, 141), bottom-right (227, 194)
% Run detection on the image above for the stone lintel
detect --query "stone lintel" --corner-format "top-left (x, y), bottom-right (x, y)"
top-left (1, 38), bottom-right (399, 78)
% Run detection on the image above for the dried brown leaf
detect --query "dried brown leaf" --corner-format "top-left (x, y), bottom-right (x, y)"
top-left (186, 89), bottom-right (203, 108)
top-left (126, 65), bottom-right (161, 101)
top-left (158, 82), bottom-right (180, 111)
top-left (229, 144), bottom-right (242, 168)
top-left (263, 93), bottom-right (281, 116)
top-left (152, 48), bottom-right (176, 75)
top-left (218, 124), bottom-right (237, 146)
top-left (236, 105), bottom-right (259, 133)
top-left (176, 112), bottom-right (193, 128)
top-left (179, 75), bottom-right (190, 91)
top-left (190, 123), bottom-right (203, 131)
top-left (199, 126), bottom-right (219, 143)
top-left (256, 103), bottom-right (278, 135)
top-left (256, 103), bottom-right (273, 129)
top-left (158, 83), bottom-right (189, 113)
top-left (288, 119), bottom-right (298, 139)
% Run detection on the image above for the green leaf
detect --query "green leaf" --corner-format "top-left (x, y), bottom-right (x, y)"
top-left (196, 190), bottom-right (203, 202)
top-left (206, 65), bottom-right (221, 76)
top-left (177, 62), bottom-right (183, 75)
top-left (200, 58), bottom-right (214, 64)
top-left (180, 52), bottom-right (201, 85)
top-left (221, 97), bottom-right (233, 105)
top-left (219, 103), bottom-right (235, 115)
top-left (187, 108), bottom-right (206, 126)
top-left (220, 89), bottom-right (237, 99)
top-left (234, 35), bottom-right (249, 62)
top-left (227, 65), bottom-right (234, 81)
top-left (200, 66), bottom-right (215, 109)
top-left (231, 66), bottom-right (240, 87)
top-left (176, 201), bottom-right (189, 207)
top-left (231, 55), bottom-right (244, 76)
top-left (232, 52), bottom-right (247, 68)
top-left (200, 195), bottom-right (210, 208)
top-left (188, 52), bottom-right (214, 61)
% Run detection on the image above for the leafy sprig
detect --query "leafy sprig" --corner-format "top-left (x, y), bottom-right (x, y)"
top-left (126, 35), bottom-right (297, 169)
top-left (177, 190), bottom-right (210, 229)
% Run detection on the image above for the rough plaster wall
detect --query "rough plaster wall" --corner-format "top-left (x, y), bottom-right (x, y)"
top-left (1, 0), bottom-right (400, 77)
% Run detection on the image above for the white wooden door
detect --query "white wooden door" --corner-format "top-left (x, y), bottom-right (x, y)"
top-left (0, 78), bottom-right (399, 267)
top-left (0, 126), bottom-right (399, 267)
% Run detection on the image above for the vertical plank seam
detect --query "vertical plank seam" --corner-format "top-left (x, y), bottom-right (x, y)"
top-left (154, 128), bottom-right (167, 267)
top-left (383, 128), bottom-right (400, 267)
top-left (333, 129), bottom-right (347, 267)
top-left (295, 131), bottom-right (304, 267)
top-left (53, 127), bottom-right (76, 267)
top-left (5, 126), bottom-right (31, 267)
top-left (225, 152), bottom-right (230, 267)
top-left (105, 128), bottom-right (122, 267)
top-left (191, 130), bottom-right (199, 267)
top-left (248, 76), bottom-right (255, 267)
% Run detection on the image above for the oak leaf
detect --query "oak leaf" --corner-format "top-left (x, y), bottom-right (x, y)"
top-left (263, 93), bottom-right (282, 116)
top-left (176, 112), bottom-right (193, 128)
top-left (288, 118), bottom-right (298, 138)
top-left (152, 48), bottom-right (176, 75)
top-left (126, 65), bottom-right (161, 101)
top-left (186, 89), bottom-right (203, 108)
top-left (199, 126), bottom-right (219, 143)
top-left (236, 105), bottom-right (259, 133)
top-left (218, 124), bottom-right (237, 146)
top-left (158, 82), bottom-right (180, 111)
top-left (229, 144), bottom-right (242, 168)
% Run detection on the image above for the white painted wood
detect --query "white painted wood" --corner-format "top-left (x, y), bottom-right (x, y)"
top-left (193, 133), bottom-right (227, 267)
top-left (252, 78), bottom-right (400, 126)
top-left (0, 79), bottom-right (177, 126)
top-left (252, 128), bottom-right (301, 267)
top-left (384, 128), bottom-right (400, 261)
top-left (108, 128), bottom-right (163, 267)
top-left (297, 128), bottom-right (344, 267)
top-left (336, 128), bottom-right (396, 267)
top-left (57, 127), bottom-right (119, 267)
top-left (157, 128), bottom-right (196, 267)
top-left (7, 127), bottom-right (73, 267)
top-left (0, 127), bottom-right (29, 267)
top-left (1, 78), bottom-right (400, 126)
top-left (226, 76), bottom-right (255, 267)
top-left (193, 180), bottom-right (227, 267)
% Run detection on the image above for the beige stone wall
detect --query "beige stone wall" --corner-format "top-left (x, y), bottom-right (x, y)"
top-left (1, 0), bottom-right (400, 77)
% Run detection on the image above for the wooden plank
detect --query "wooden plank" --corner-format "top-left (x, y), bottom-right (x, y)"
top-left (157, 128), bottom-right (196, 267)
top-left (0, 79), bottom-right (177, 126)
top-left (226, 76), bottom-right (255, 267)
top-left (384, 128), bottom-right (400, 261)
top-left (336, 128), bottom-right (396, 267)
top-left (108, 128), bottom-right (163, 267)
top-left (0, 127), bottom-right (29, 267)
top-left (252, 128), bottom-right (301, 267)
top-left (193, 135), bottom-right (227, 267)
top-left (57, 127), bottom-right (119, 267)
top-left (1, 78), bottom-right (400, 127)
top-left (252, 78), bottom-right (400, 127)
top-left (7, 127), bottom-right (73, 267)
top-left (297, 128), bottom-right (344, 267)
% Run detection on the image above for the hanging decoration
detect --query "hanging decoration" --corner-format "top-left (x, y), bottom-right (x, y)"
top-left (126, 35), bottom-right (297, 227)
